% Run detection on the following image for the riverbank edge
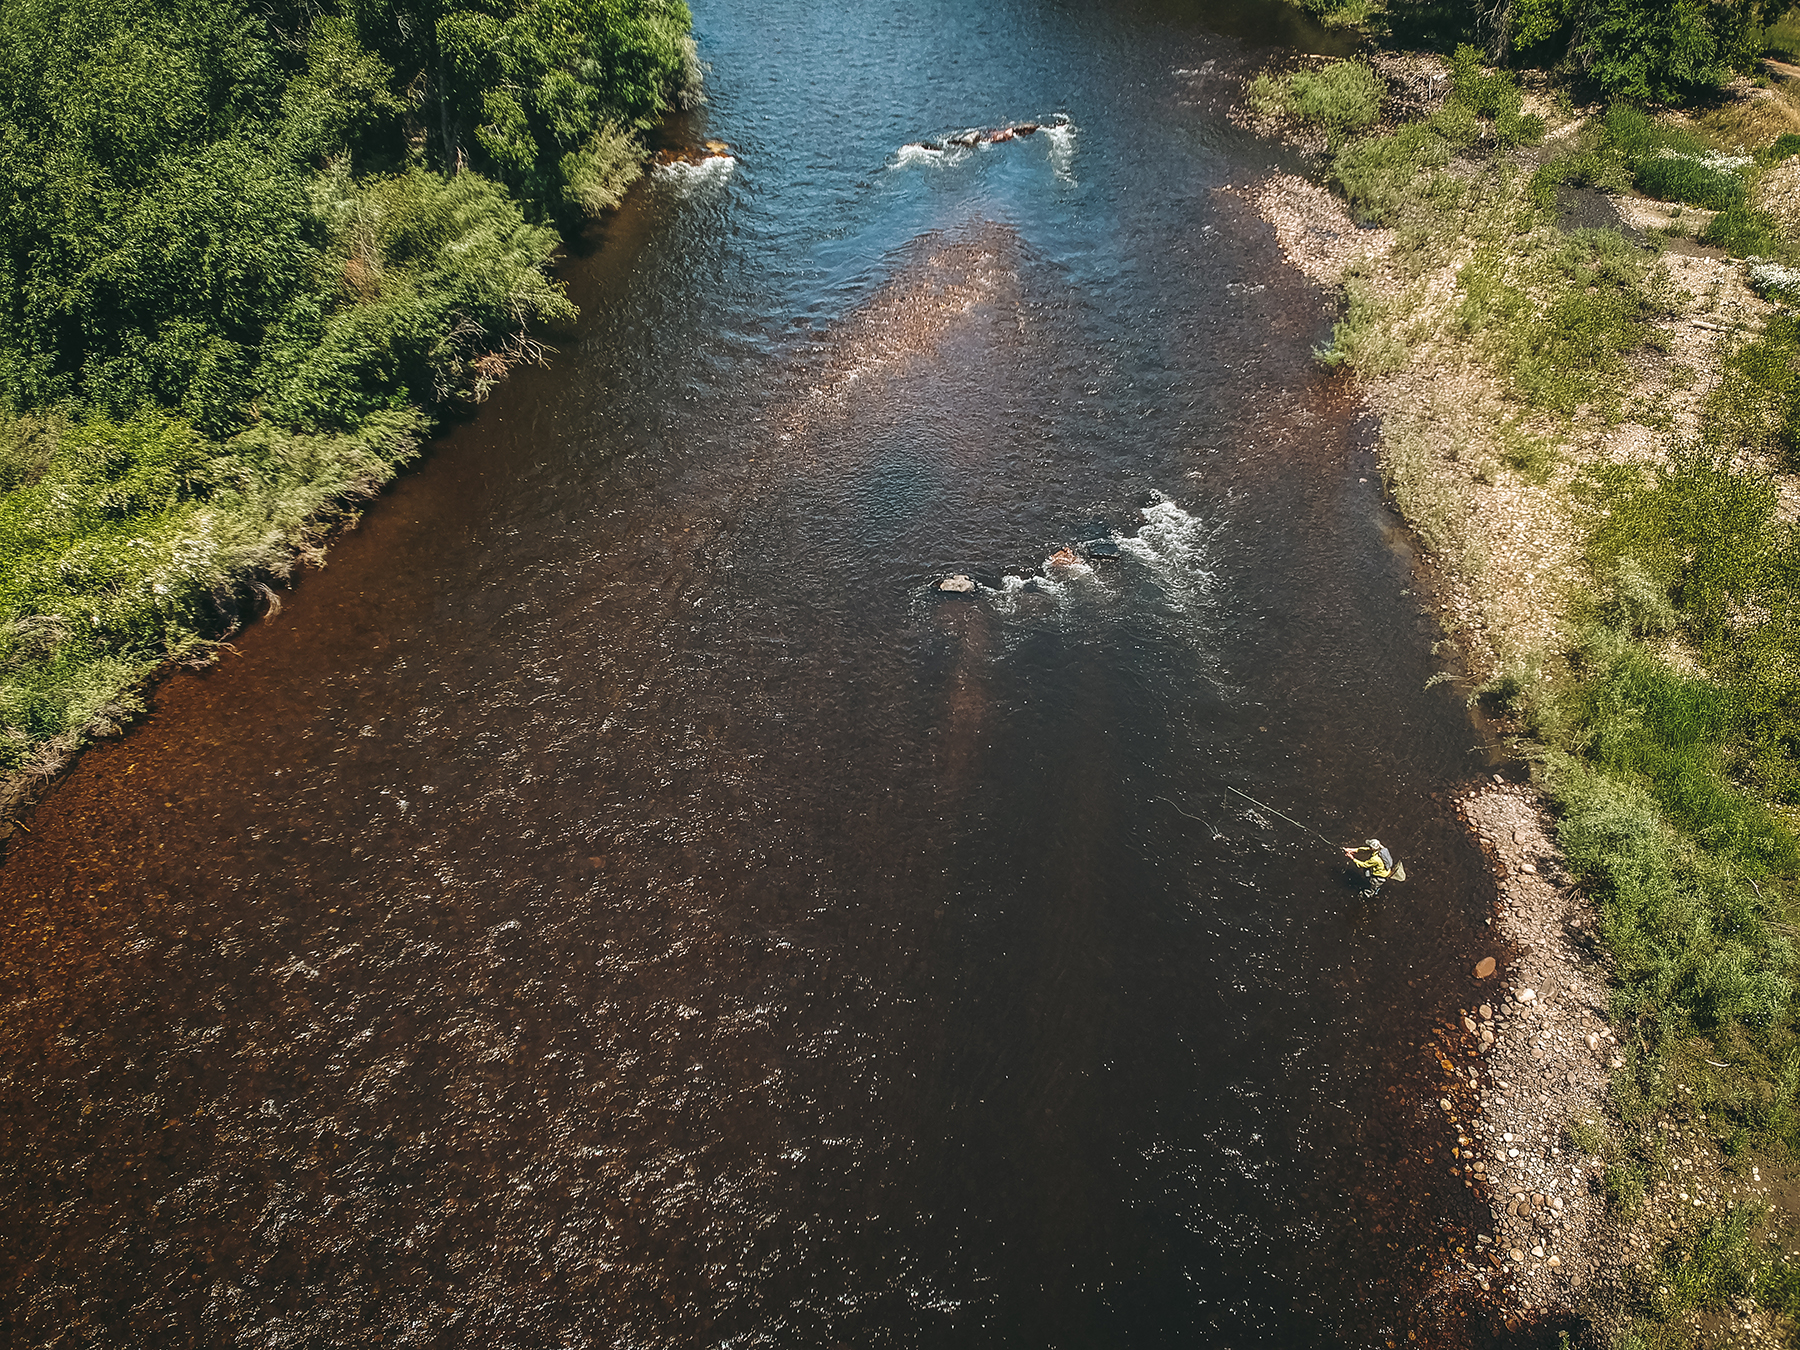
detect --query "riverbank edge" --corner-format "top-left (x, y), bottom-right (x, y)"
top-left (1239, 54), bottom-right (1797, 1347)
top-left (0, 413), bottom-right (426, 837)
top-left (0, 146), bottom-right (709, 860)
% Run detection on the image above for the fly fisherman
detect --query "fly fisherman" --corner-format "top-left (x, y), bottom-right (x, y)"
top-left (1344, 838), bottom-right (1395, 891)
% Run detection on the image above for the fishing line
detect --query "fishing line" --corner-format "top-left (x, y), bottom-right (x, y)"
top-left (1153, 795), bottom-right (1225, 839)
top-left (1223, 784), bottom-right (1338, 849)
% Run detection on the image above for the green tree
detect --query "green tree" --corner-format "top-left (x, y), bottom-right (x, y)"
top-left (1571, 0), bottom-right (1773, 102)
top-left (348, 0), bottom-right (698, 216)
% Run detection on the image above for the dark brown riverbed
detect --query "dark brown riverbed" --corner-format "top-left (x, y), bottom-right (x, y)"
top-left (1, 2), bottom-right (1508, 1345)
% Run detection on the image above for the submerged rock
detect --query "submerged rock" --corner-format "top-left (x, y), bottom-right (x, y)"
top-left (1082, 538), bottom-right (1121, 561)
top-left (1475, 956), bottom-right (1497, 979)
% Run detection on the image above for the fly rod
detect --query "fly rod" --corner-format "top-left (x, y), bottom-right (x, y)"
top-left (1224, 784), bottom-right (1337, 849)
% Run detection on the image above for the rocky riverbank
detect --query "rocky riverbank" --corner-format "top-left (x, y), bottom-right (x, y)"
top-left (1240, 51), bottom-right (1799, 1346)
top-left (1453, 786), bottom-right (1620, 1329)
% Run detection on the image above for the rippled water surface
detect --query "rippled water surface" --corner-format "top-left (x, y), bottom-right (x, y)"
top-left (1, 2), bottom-right (1509, 1345)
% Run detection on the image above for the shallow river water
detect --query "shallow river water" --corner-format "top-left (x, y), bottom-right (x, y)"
top-left (1, 1), bottom-right (1514, 1345)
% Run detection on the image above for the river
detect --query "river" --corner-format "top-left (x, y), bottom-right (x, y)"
top-left (0, 1), bottom-right (1510, 1345)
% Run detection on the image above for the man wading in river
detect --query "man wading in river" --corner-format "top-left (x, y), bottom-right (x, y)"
top-left (1343, 838), bottom-right (1400, 893)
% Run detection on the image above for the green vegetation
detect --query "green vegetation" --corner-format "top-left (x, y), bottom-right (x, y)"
top-left (1321, 68), bottom-right (1663, 428)
top-left (1767, 7), bottom-right (1800, 63)
top-left (0, 0), bottom-right (696, 778)
top-left (1646, 1205), bottom-right (1765, 1320)
top-left (1534, 106), bottom-right (1754, 216)
top-left (1328, 45), bottom-right (1546, 223)
top-left (1247, 60), bottom-right (1386, 146)
top-left (1308, 44), bottom-right (1800, 1341)
top-left (1296, 0), bottom-right (1780, 102)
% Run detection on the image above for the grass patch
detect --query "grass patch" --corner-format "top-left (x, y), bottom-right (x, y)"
top-left (1449, 226), bottom-right (1667, 419)
top-left (1646, 1205), bottom-right (1765, 1321)
top-left (1632, 155), bottom-right (1747, 210)
top-left (1762, 131), bottom-right (1800, 164)
top-left (1608, 105), bottom-right (1751, 210)
top-left (1536, 104), bottom-right (1791, 240)
top-left (1248, 60), bottom-right (1385, 146)
top-left (0, 406), bottom-right (422, 769)
top-left (1330, 47), bottom-right (1543, 224)
top-left (1499, 419), bottom-right (1557, 480)
top-left (1703, 204), bottom-right (1790, 256)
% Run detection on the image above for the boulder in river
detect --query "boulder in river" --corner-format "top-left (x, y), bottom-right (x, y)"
top-left (1475, 956), bottom-right (1497, 979)
top-left (939, 574), bottom-right (976, 593)
top-left (1082, 538), bottom-right (1121, 561)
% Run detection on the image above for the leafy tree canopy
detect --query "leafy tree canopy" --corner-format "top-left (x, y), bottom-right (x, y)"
top-left (0, 0), bottom-right (695, 774)
top-left (1308, 0), bottom-right (1787, 102)
top-left (0, 0), bottom-right (694, 433)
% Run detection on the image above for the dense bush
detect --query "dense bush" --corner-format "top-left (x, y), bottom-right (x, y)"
top-left (1572, 0), bottom-right (1770, 103)
top-left (1247, 60), bottom-right (1385, 146)
top-left (1331, 46), bottom-right (1544, 223)
top-left (0, 0), bottom-right (696, 774)
top-left (1301, 0), bottom-right (1779, 101)
top-left (378, 0), bottom-right (699, 209)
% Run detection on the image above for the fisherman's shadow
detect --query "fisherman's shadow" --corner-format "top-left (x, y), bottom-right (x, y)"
top-left (1338, 869), bottom-right (1389, 935)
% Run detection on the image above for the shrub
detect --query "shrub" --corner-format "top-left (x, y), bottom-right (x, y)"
top-left (562, 121), bottom-right (645, 218)
top-left (1702, 205), bottom-right (1789, 257)
top-left (1249, 60), bottom-right (1384, 147)
top-left (1578, 0), bottom-right (1767, 105)
top-left (1330, 50), bottom-right (1541, 225)
top-left (1334, 122), bottom-right (1459, 222)
top-left (1606, 555), bottom-right (1677, 637)
top-left (1632, 155), bottom-right (1747, 209)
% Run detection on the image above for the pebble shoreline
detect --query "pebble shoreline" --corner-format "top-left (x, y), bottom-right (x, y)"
top-left (1443, 784), bottom-right (1615, 1322)
top-left (1412, 783), bottom-right (1784, 1344)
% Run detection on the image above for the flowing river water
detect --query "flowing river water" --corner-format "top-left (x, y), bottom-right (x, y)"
top-left (0, 1), bottom-right (1518, 1345)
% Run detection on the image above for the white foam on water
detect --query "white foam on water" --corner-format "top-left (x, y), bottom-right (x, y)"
top-left (653, 155), bottom-right (736, 194)
top-left (1118, 493), bottom-right (1218, 613)
top-left (1042, 120), bottom-right (1078, 184)
top-left (891, 142), bottom-right (969, 170)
